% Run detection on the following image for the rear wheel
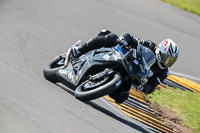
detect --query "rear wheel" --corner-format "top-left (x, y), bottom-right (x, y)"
top-left (43, 54), bottom-right (65, 83)
top-left (75, 70), bottom-right (121, 101)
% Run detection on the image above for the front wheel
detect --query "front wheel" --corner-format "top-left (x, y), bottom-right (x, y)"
top-left (75, 70), bottom-right (121, 101)
top-left (43, 54), bottom-right (65, 83)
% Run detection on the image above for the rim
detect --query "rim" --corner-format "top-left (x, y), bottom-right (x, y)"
top-left (83, 76), bottom-right (109, 91)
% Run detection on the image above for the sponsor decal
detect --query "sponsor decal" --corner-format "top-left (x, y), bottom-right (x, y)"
top-left (59, 69), bottom-right (67, 75)
top-left (133, 59), bottom-right (139, 65)
top-left (103, 54), bottom-right (110, 61)
top-left (59, 69), bottom-right (75, 83)
top-left (76, 76), bottom-right (78, 81)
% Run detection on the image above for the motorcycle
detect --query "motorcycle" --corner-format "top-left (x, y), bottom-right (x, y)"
top-left (43, 40), bottom-right (156, 101)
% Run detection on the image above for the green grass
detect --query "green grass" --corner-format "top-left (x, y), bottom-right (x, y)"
top-left (160, 0), bottom-right (200, 16)
top-left (146, 87), bottom-right (200, 133)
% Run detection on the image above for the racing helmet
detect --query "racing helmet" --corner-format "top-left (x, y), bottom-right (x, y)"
top-left (155, 39), bottom-right (179, 69)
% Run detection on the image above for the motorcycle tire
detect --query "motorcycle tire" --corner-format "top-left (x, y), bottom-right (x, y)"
top-left (75, 72), bottom-right (121, 101)
top-left (43, 55), bottom-right (64, 83)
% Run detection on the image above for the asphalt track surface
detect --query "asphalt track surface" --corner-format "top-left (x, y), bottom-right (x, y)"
top-left (1, 0), bottom-right (200, 133)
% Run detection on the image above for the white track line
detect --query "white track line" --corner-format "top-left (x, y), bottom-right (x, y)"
top-left (170, 71), bottom-right (200, 82)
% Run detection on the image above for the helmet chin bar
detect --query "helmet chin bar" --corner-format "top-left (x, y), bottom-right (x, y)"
top-left (156, 54), bottom-right (166, 69)
top-left (157, 61), bottom-right (166, 69)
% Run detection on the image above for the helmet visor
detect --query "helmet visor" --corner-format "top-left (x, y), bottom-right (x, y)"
top-left (160, 52), bottom-right (177, 67)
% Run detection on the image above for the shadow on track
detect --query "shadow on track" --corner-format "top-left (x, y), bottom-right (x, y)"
top-left (56, 84), bottom-right (150, 133)
top-left (84, 100), bottom-right (150, 133)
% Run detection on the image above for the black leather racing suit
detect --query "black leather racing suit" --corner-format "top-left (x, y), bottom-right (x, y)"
top-left (76, 30), bottom-right (169, 102)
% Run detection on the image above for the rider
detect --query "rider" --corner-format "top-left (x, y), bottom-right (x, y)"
top-left (64, 29), bottom-right (179, 103)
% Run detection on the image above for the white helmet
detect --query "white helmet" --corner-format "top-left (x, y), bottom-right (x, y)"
top-left (155, 39), bottom-right (179, 69)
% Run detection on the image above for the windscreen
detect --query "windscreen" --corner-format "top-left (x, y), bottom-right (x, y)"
top-left (140, 45), bottom-right (156, 71)
top-left (123, 44), bottom-right (156, 79)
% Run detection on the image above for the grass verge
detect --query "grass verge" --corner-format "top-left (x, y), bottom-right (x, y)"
top-left (160, 0), bottom-right (200, 16)
top-left (146, 87), bottom-right (200, 133)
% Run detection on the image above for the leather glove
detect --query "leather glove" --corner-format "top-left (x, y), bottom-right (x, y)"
top-left (117, 37), bottom-right (130, 51)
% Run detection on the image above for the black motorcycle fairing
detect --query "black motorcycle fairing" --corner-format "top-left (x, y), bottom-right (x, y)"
top-left (56, 48), bottom-right (124, 90)
top-left (56, 44), bottom-right (155, 91)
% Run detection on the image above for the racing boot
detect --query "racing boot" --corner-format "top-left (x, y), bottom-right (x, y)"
top-left (109, 90), bottom-right (130, 104)
top-left (64, 46), bottom-right (81, 68)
